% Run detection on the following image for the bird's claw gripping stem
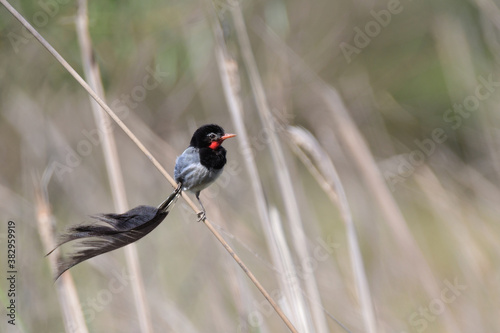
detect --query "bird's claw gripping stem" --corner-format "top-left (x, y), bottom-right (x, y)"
top-left (197, 211), bottom-right (206, 222)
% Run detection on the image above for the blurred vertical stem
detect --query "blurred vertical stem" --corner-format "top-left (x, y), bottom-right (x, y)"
top-left (75, 1), bottom-right (153, 332)
top-left (252, 20), bottom-right (461, 332)
top-left (287, 126), bottom-right (377, 333)
top-left (231, 5), bottom-right (329, 333)
top-left (269, 207), bottom-right (317, 333)
top-left (204, 1), bottom-right (299, 332)
top-left (35, 173), bottom-right (89, 333)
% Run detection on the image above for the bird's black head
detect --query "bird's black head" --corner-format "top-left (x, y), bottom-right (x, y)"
top-left (190, 124), bottom-right (236, 150)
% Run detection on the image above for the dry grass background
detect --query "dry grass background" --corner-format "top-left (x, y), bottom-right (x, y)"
top-left (1, 0), bottom-right (500, 332)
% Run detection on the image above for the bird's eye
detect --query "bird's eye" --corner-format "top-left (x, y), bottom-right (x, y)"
top-left (208, 133), bottom-right (217, 140)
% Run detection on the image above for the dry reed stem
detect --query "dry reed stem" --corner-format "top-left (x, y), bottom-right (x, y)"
top-left (75, 1), bottom-right (153, 332)
top-left (231, 5), bottom-right (328, 333)
top-left (287, 126), bottom-right (376, 333)
top-left (321, 77), bottom-right (462, 333)
top-left (204, 2), bottom-right (303, 332)
top-left (0, 1), bottom-right (297, 331)
top-left (34, 174), bottom-right (89, 333)
top-left (286, 133), bottom-right (339, 206)
top-left (269, 207), bottom-right (315, 333)
top-left (251, 20), bottom-right (463, 332)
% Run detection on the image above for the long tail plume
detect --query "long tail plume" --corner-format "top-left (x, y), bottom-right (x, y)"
top-left (48, 185), bottom-right (182, 280)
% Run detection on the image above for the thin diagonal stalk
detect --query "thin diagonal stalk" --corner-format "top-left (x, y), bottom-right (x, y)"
top-left (231, 6), bottom-right (327, 333)
top-left (203, 219), bottom-right (298, 333)
top-left (212, 221), bottom-right (352, 333)
top-left (75, 1), bottom-right (153, 332)
top-left (0, 1), bottom-right (296, 331)
top-left (0, 0), bottom-right (175, 186)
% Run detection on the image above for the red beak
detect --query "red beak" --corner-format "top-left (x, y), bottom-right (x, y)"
top-left (221, 133), bottom-right (236, 140)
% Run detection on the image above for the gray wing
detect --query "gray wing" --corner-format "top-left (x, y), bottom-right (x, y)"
top-left (174, 146), bottom-right (200, 184)
top-left (174, 146), bottom-right (221, 192)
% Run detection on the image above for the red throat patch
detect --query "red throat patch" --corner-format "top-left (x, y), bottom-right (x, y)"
top-left (208, 141), bottom-right (221, 150)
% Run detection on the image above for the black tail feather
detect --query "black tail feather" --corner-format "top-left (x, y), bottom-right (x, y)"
top-left (49, 186), bottom-right (182, 280)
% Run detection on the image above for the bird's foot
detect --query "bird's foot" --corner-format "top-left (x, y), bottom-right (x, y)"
top-left (197, 211), bottom-right (206, 222)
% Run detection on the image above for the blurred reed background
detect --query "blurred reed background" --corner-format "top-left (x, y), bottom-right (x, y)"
top-left (1, 0), bottom-right (499, 332)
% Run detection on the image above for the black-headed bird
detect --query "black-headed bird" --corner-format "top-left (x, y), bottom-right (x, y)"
top-left (48, 124), bottom-right (235, 279)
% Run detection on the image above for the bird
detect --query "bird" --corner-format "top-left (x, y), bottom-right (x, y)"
top-left (174, 124), bottom-right (236, 221)
top-left (48, 124), bottom-right (236, 280)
